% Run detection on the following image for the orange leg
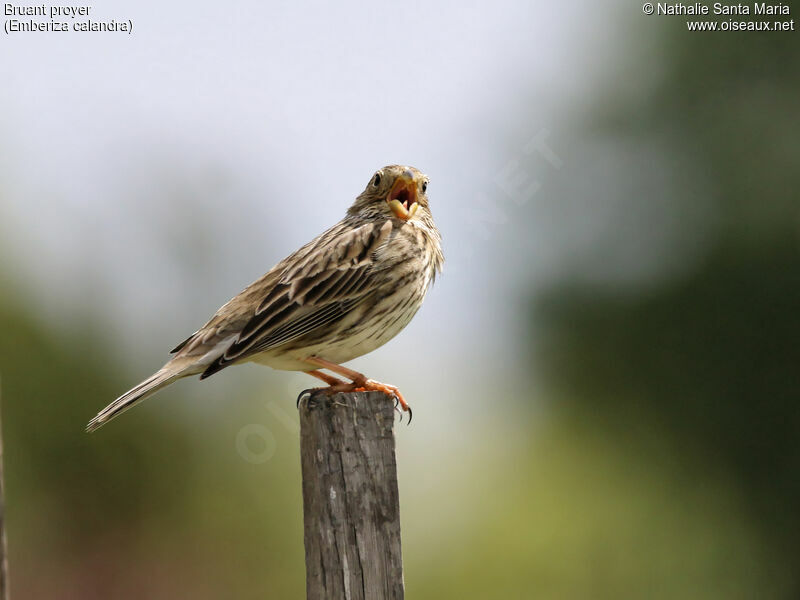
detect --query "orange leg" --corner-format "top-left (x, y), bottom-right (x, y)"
top-left (306, 369), bottom-right (347, 386)
top-left (302, 356), bottom-right (411, 415)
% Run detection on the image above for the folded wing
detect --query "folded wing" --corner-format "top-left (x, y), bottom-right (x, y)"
top-left (197, 219), bottom-right (393, 378)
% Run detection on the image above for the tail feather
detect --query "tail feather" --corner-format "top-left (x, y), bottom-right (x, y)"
top-left (86, 366), bottom-right (184, 432)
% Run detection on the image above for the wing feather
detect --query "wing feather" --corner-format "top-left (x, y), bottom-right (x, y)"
top-left (198, 219), bottom-right (393, 378)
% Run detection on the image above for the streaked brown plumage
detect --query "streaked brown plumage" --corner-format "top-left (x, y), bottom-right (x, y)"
top-left (87, 165), bottom-right (443, 431)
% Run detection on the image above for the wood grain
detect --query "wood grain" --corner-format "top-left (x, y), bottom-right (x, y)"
top-left (299, 391), bottom-right (404, 600)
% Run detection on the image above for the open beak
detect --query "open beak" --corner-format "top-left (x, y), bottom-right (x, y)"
top-left (386, 170), bottom-right (420, 221)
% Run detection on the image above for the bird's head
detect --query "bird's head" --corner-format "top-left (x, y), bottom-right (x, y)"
top-left (349, 165), bottom-right (431, 222)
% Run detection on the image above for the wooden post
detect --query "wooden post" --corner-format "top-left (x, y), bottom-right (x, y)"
top-left (0, 383), bottom-right (9, 600)
top-left (299, 391), bottom-right (404, 600)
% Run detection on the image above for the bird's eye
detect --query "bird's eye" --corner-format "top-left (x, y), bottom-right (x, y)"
top-left (373, 172), bottom-right (382, 187)
top-left (422, 181), bottom-right (428, 193)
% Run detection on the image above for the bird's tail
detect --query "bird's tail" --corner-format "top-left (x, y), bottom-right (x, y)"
top-left (86, 363), bottom-right (190, 432)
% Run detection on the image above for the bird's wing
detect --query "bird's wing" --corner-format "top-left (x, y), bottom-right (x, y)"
top-left (188, 219), bottom-right (394, 378)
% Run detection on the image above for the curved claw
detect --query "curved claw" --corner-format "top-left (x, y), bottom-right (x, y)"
top-left (296, 388), bottom-right (317, 408)
top-left (390, 397), bottom-right (412, 425)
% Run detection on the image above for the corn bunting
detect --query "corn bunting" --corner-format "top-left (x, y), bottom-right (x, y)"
top-left (87, 165), bottom-right (443, 431)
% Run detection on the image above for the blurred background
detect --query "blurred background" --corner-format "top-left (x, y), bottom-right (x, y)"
top-left (2, 1), bottom-right (799, 598)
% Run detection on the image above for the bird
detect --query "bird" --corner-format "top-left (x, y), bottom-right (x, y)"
top-left (87, 165), bottom-right (443, 432)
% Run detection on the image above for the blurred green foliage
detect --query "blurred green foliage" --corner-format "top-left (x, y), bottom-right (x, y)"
top-left (530, 13), bottom-right (800, 600)
top-left (1, 298), bottom-right (305, 599)
top-left (408, 417), bottom-right (777, 599)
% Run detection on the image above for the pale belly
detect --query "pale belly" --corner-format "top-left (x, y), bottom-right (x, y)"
top-left (249, 283), bottom-right (425, 372)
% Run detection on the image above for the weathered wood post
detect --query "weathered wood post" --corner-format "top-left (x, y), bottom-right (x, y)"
top-left (0, 385), bottom-right (9, 600)
top-left (299, 390), bottom-right (404, 600)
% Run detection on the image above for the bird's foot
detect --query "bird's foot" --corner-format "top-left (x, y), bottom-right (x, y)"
top-left (301, 360), bottom-right (412, 422)
top-left (352, 378), bottom-right (412, 423)
top-left (296, 383), bottom-right (359, 409)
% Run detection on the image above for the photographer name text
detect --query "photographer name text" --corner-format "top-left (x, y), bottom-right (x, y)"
top-left (656, 2), bottom-right (788, 15)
